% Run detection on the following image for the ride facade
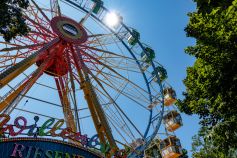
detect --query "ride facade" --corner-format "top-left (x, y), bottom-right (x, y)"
top-left (0, 0), bottom-right (184, 157)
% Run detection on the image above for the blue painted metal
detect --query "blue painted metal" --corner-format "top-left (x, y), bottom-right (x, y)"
top-left (130, 40), bottom-right (165, 158)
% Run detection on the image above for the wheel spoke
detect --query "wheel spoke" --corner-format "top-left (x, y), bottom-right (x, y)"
top-left (31, 0), bottom-right (51, 23)
top-left (81, 49), bottom-right (151, 95)
top-left (83, 63), bottom-right (145, 139)
top-left (0, 43), bottom-right (46, 52)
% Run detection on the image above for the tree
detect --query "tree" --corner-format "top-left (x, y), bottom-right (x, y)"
top-left (191, 127), bottom-right (224, 158)
top-left (192, 127), bottom-right (237, 158)
top-left (0, 0), bottom-right (29, 42)
top-left (176, 0), bottom-right (237, 157)
top-left (179, 149), bottom-right (188, 158)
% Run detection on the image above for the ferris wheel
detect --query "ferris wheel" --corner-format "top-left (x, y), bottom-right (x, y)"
top-left (0, 0), bottom-right (183, 157)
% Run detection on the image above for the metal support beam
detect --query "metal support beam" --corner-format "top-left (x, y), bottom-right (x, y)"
top-left (55, 77), bottom-right (77, 133)
top-left (71, 45), bottom-right (118, 156)
top-left (0, 38), bottom-right (60, 89)
top-left (0, 53), bottom-right (54, 114)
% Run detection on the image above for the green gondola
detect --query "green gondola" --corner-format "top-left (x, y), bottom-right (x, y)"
top-left (152, 66), bottom-right (167, 82)
top-left (128, 29), bottom-right (140, 46)
top-left (141, 47), bottom-right (155, 64)
top-left (91, 0), bottom-right (103, 14)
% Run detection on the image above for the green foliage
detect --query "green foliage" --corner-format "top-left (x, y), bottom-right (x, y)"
top-left (193, 0), bottom-right (233, 14)
top-left (176, 0), bottom-right (237, 157)
top-left (192, 127), bottom-right (237, 158)
top-left (0, 0), bottom-right (29, 42)
top-left (191, 128), bottom-right (224, 158)
top-left (179, 149), bottom-right (188, 158)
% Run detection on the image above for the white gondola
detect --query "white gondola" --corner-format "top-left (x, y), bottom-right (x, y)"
top-left (163, 111), bottom-right (182, 132)
top-left (163, 88), bottom-right (176, 106)
top-left (159, 136), bottom-right (182, 158)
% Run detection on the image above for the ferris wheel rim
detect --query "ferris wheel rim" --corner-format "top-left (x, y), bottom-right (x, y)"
top-left (58, 0), bottom-right (165, 156)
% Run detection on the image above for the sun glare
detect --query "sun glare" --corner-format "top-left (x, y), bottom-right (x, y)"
top-left (104, 12), bottom-right (121, 28)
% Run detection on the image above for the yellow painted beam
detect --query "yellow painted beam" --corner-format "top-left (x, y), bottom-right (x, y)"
top-left (0, 81), bottom-right (28, 112)
top-left (0, 58), bottom-right (35, 88)
top-left (74, 58), bottom-right (107, 146)
top-left (0, 38), bottom-right (60, 89)
top-left (0, 47), bottom-right (57, 113)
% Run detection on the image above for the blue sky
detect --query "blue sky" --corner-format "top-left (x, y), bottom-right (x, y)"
top-left (101, 0), bottom-right (200, 156)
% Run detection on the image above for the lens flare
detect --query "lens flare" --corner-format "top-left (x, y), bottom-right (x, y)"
top-left (104, 12), bottom-right (121, 28)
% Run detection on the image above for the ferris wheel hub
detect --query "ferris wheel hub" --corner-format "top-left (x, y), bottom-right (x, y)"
top-left (35, 42), bottom-right (69, 77)
top-left (51, 16), bottom-right (88, 44)
top-left (34, 16), bottom-right (89, 76)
